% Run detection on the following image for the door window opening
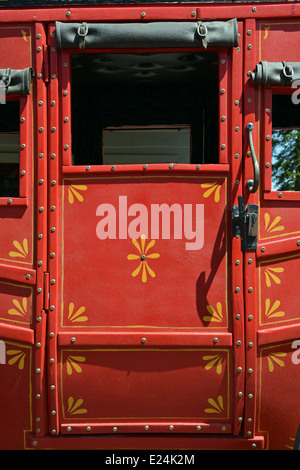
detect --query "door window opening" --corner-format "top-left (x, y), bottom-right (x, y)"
top-left (272, 94), bottom-right (300, 191)
top-left (70, 51), bottom-right (219, 166)
top-left (0, 100), bottom-right (20, 197)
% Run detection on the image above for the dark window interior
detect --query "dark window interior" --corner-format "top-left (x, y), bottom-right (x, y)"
top-left (0, 101), bottom-right (20, 197)
top-left (272, 94), bottom-right (300, 191)
top-left (71, 51), bottom-right (219, 166)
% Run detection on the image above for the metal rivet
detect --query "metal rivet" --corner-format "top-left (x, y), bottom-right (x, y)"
top-left (278, 192), bottom-right (283, 198)
top-left (222, 426), bottom-right (226, 431)
top-left (297, 240), bottom-right (300, 246)
top-left (220, 88), bottom-right (225, 94)
top-left (64, 62), bottom-right (68, 67)
top-left (26, 274), bottom-right (31, 280)
top-left (252, 443), bottom-right (256, 448)
top-left (71, 337), bottom-right (76, 343)
top-left (50, 253), bottom-right (55, 258)
top-left (86, 426), bottom-right (91, 432)
top-left (235, 287), bottom-right (240, 292)
top-left (235, 153), bottom-right (239, 159)
top-left (236, 340), bottom-right (241, 346)
top-left (141, 337), bottom-right (146, 344)
top-left (50, 358), bottom-right (54, 364)
top-left (248, 368), bottom-right (253, 374)
top-left (64, 117), bottom-right (69, 122)
top-left (37, 287), bottom-right (42, 293)
top-left (50, 305), bottom-right (55, 311)
top-left (39, 127), bottom-right (44, 132)
top-left (143, 164), bottom-right (148, 170)
top-left (36, 394), bottom-right (41, 399)
top-left (247, 431), bottom-right (252, 436)
top-left (213, 337), bottom-right (218, 343)
top-left (86, 166), bottom-right (90, 171)
top-left (67, 426), bottom-right (72, 431)
top-left (21, 116), bottom-right (26, 122)
top-left (235, 260), bottom-right (240, 265)
top-left (39, 153), bottom-right (44, 158)
top-left (169, 163), bottom-right (174, 169)
top-left (248, 315), bottom-right (253, 320)
top-left (248, 44), bottom-right (252, 50)
top-left (49, 332), bottom-right (55, 337)
top-left (36, 417), bottom-right (41, 422)
top-left (36, 368), bottom-right (41, 373)
top-left (248, 287), bottom-right (253, 293)
top-left (39, 179), bottom-right (44, 184)
top-left (37, 46), bottom-right (42, 52)
top-left (266, 135), bottom-right (271, 141)
top-left (141, 11), bottom-right (146, 17)
top-left (247, 30), bottom-right (252, 35)
top-left (51, 180), bottom-right (56, 186)
top-left (51, 206), bottom-right (56, 211)
top-left (221, 59), bottom-right (225, 64)
top-left (238, 417), bottom-right (243, 421)
top-left (221, 144), bottom-right (226, 149)
top-left (145, 425), bottom-right (149, 431)
top-left (237, 367), bottom-right (242, 372)
top-left (238, 391), bottom-right (243, 397)
top-left (248, 418), bottom-right (252, 422)
top-left (196, 425), bottom-right (201, 430)
top-left (51, 47), bottom-right (56, 52)
top-left (235, 126), bottom-right (240, 132)
top-left (37, 316), bottom-right (42, 322)
top-left (36, 342), bottom-right (41, 348)
top-left (111, 165), bottom-right (116, 171)
top-left (66, 10), bottom-right (71, 16)
top-left (37, 33), bottom-right (42, 39)
top-left (51, 153), bottom-right (56, 159)
top-left (221, 116), bottom-right (226, 121)
top-left (196, 164), bottom-right (200, 170)
top-left (51, 410), bottom-right (56, 415)
top-left (248, 393), bottom-right (253, 398)
top-left (51, 429), bottom-right (56, 434)
top-left (261, 247), bottom-right (265, 252)
top-left (51, 126), bottom-right (56, 132)
top-left (37, 73), bottom-right (42, 79)
top-left (51, 100), bottom-right (55, 106)
top-left (235, 100), bottom-right (239, 105)
top-left (50, 279), bottom-right (55, 285)
top-left (236, 314), bottom-right (241, 319)
top-left (191, 11), bottom-right (196, 17)
top-left (252, 6), bottom-right (257, 11)
top-left (169, 425), bottom-right (174, 430)
top-left (50, 385), bottom-right (55, 390)
top-left (21, 143), bottom-right (26, 149)
top-left (63, 90), bottom-right (68, 96)
top-left (39, 206), bottom-right (44, 212)
top-left (38, 260), bottom-right (43, 266)
top-left (113, 427), bottom-right (118, 432)
top-left (51, 227), bottom-right (56, 232)
top-left (248, 342), bottom-right (254, 348)
top-left (7, 199), bottom-right (12, 205)
top-left (248, 258), bottom-right (253, 264)
top-left (32, 441), bottom-right (38, 446)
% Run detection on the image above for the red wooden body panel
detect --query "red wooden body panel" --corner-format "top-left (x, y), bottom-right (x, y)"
top-left (0, 2), bottom-right (299, 451)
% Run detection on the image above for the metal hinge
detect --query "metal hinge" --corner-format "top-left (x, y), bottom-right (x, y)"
top-left (232, 195), bottom-right (259, 251)
top-left (42, 45), bottom-right (50, 83)
top-left (43, 271), bottom-right (50, 310)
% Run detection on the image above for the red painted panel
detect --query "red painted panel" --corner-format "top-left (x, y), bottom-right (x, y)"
top-left (60, 176), bottom-right (229, 331)
top-left (59, 347), bottom-right (232, 425)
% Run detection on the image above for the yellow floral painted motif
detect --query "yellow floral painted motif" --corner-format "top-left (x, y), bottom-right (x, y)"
top-left (264, 213), bottom-right (285, 233)
top-left (68, 185), bottom-right (87, 204)
top-left (66, 355), bottom-right (86, 375)
top-left (204, 395), bottom-right (224, 414)
top-left (264, 267), bottom-right (284, 287)
top-left (67, 302), bottom-right (88, 323)
top-left (203, 355), bottom-right (223, 375)
top-left (7, 349), bottom-right (26, 370)
top-left (265, 298), bottom-right (285, 319)
top-left (9, 239), bottom-right (28, 259)
top-left (67, 397), bottom-right (87, 415)
top-left (201, 182), bottom-right (221, 203)
top-left (203, 302), bottom-right (223, 323)
top-left (267, 352), bottom-right (286, 372)
top-left (263, 26), bottom-right (270, 40)
top-left (8, 298), bottom-right (28, 317)
top-left (127, 234), bottom-right (160, 283)
top-left (285, 437), bottom-right (295, 450)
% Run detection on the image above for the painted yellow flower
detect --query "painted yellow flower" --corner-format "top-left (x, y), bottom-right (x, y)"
top-left (68, 185), bottom-right (87, 204)
top-left (7, 349), bottom-right (26, 370)
top-left (66, 355), bottom-right (86, 375)
top-left (264, 267), bottom-right (284, 287)
top-left (67, 397), bottom-right (87, 415)
top-left (67, 302), bottom-right (88, 323)
top-left (8, 298), bottom-right (28, 317)
top-left (201, 182), bottom-right (221, 203)
top-left (265, 298), bottom-right (285, 319)
top-left (264, 213), bottom-right (285, 233)
top-left (203, 302), bottom-right (223, 323)
top-left (9, 239), bottom-right (28, 259)
top-left (204, 395), bottom-right (224, 414)
top-left (267, 352), bottom-right (286, 372)
top-left (203, 354), bottom-right (223, 375)
top-left (127, 234), bottom-right (160, 283)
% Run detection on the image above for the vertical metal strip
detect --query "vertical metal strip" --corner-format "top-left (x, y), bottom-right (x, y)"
top-left (230, 22), bottom-right (246, 435)
top-left (61, 50), bottom-right (72, 166)
top-left (243, 18), bottom-right (259, 440)
top-left (47, 23), bottom-right (60, 436)
top-left (219, 50), bottom-right (229, 164)
top-left (33, 22), bottom-right (49, 438)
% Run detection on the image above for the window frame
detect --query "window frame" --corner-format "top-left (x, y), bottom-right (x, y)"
top-left (262, 87), bottom-right (300, 202)
top-left (60, 47), bottom-right (230, 175)
top-left (0, 95), bottom-right (30, 206)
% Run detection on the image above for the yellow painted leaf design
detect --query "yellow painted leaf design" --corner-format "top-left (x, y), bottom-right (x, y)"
top-left (66, 356), bottom-right (86, 375)
top-left (264, 213), bottom-right (285, 233)
top-left (203, 302), bottom-right (223, 323)
top-left (265, 298), bottom-right (285, 319)
top-left (201, 182), bottom-right (221, 203)
top-left (6, 350), bottom-right (26, 370)
top-left (8, 297), bottom-right (28, 317)
top-left (204, 395), bottom-right (224, 414)
top-left (267, 352), bottom-right (286, 372)
top-left (203, 355), bottom-right (223, 375)
top-left (67, 397), bottom-right (87, 415)
top-left (127, 235), bottom-right (160, 283)
top-left (67, 302), bottom-right (88, 323)
top-left (265, 267), bottom-right (284, 287)
top-left (68, 185), bottom-right (87, 204)
top-left (9, 238), bottom-right (29, 259)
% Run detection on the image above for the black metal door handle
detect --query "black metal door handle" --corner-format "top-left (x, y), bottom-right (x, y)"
top-left (246, 122), bottom-right (260, 193)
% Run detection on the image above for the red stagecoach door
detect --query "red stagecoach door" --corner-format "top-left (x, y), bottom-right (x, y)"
top-left (45, 16), bottom-right (261, 448)
top-left (243, 19), bottom-right (300, 448)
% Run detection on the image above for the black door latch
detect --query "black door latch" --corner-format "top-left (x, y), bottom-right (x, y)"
top-left (232, 195), bottom-right (259, 251)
